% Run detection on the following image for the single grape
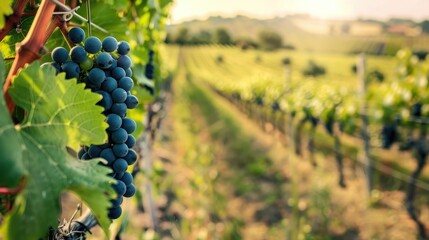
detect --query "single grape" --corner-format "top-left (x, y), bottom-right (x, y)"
top-left (125, 134), bottom-right (136, 148)
top-left (80, 57), bottom-right (94, 71)
top-left (125, 95), bottom-right (139, 109)
top-left (61, 61), bottom-right (80, 79)
top-left (68, 27), bottom-right (85, 44)
top-left (102, 36), bottom-right (118, 52)
top-left (117, 55), bottom-right (132, 69)
top-left (100, 148), bottom-right (116, 165)
top-left (70, 46), bottom-right (87, 64)
top-left (96, 91), bottom-right (113, 111)
top-left (108, 206), bottom-right (122, 219)
top-left (51, 47), bottom-right (69, 64)
top-left (111, 103), bottom-right (127, 117)
top-left (108, 59), bottom-right (118, 70)
top-left (88, 145), bottom-right (102, 158)
top-left (111, 67), bottom-right (126, 80)
top-left (121, 118), bottom-right (136, 134)
top-left (84, 77), bottom-right (100, 91)
top-left (123, 184), bottom-right (136, 198)
top-left (96, 52), bottom-right (114, 69)
top-left (120, 172), bottom-right (133, 186)
top-left (84, 36), bottom-right (102, 54)
top-left (117, 41), bottom-right (130, 55)
top-left (111, 128), bottom-right (128, 144)
top-left (111, 88), bottom-right (128, 103)
top-left (113, 158), bottom-right (128, 172)
top-left (77, 148), bottom-right (86, 159)
top-left (112, 180), bottom-right (127, 196)
top-left (124, 149), bottom-right (137, 165)
top-left (106, 113), bottom-right (122, 131)
top-left (110, 196), bottom-right (123, 207)
top-left (125, 68), bottom-right (132, 77)
top-left (99, 143), bottom-right (111, 149)
top-left (104, 70), bottom-right (112, 78)
top-left (81, 153), bottom-right (91, 160)
top-left (118, 77), bottom-right (134, 91)
top-left (88, 68), bottom-right (106, 86)
top-left (115, 171), bottom-right (125, 180)
top-left (101, 77), bottom-right (118, 93)
top-left (145, 63), bottom-right (155, 79)
top-left (41, 62), bottom-right (61, 74)
top-left (113, 143), bottom-right (128, 158)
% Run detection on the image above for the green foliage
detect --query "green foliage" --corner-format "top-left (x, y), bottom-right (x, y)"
top-left (175, 27), bottom-right (189, 45)
top-left (368, 69), bottom-right (385, 83)
top-left (235, 37), bottom-right (258, 50)
top-left (302, 60), bottom-right (326, 77)
top-left (189, 29), bottom-right (212, 45)
top-left (0, 62), bottom-right (114, 239)
top-left (258, 30), bottom-right (283, 51)
top-left (420, 20), bottom-right (429, 33)
top-left (75, 2), bottom-right (128, 40)
top-left (0, 54), bottom-right (25, 188)
top-left (214, 28), bottom-right (232, 45)
top-left (282, 57), bottom-right (291, 66)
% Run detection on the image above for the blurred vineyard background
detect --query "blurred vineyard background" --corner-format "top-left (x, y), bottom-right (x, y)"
top-left (84, 3), bottom-right (429, 240)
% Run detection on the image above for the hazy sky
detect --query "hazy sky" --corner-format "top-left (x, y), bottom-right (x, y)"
top-left (170, 0), bottom-right (429, 23)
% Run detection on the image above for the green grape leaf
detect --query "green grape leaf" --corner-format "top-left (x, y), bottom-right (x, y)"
top-left (0, 15), bottom-right (35, 59)
top-left (0, 62), bottom-right (114, 240)
top-left (0, 53), bottom-right (25, 188)
top-left (0, 0), bottom-right (13, 29)
top-left (75, 2), bottom-right (128, 40)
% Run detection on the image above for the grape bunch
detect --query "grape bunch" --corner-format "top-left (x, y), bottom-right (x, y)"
top-left (145, 49), bottom-right (155, 79)
top-left (143, 49), bottom-right (155, 95)
top-left (45, 27), bottom-right (139, 220)
top-left (380, 124), bottom-right (398, 149)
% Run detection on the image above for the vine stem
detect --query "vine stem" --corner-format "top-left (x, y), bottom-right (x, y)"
top-left (3, 0), bottom-right (66, 114)
top-left (405, 128), bottom-right (428, 239)
top-left (138, 103), bottom-right (159, 230)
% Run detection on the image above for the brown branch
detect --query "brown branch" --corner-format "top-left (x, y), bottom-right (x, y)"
top-left (3, 0), bottom-right (66, 114)
top-left (58, 20), bottom-right (75, 48)
top-left (29, 0), bottom-right (37, 9)
top-left (405, 128), bottom-right (428, 239)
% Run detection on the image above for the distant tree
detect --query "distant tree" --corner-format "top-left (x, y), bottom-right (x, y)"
top-left (235, 37), bottom-right (259, 50)
top-left (175, 27), bottom-right (189, 45)
top-left (258, 30), bottom-right (283, 51)
top-left (351, 64), bottom-right (357, 74)
top-left (420, 20), bottom-right (429, 33)
top-left (164, 32), bottom-right (172, 44)
top-left (302, 60), bottom-right (326, 77)
top-left (367, 69), bottom-right (385, 83)
top-left (189, 30), bottom-right (212, 45)
top-left (282, 57), bottom-right (291, 66)
top-left (197, 30), bottom-right (212, 43)
top-left (214, 28), bottom-right (232, 45)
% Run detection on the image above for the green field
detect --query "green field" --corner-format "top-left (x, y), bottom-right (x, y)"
top-left (177, 45), bottom-right (397, 89)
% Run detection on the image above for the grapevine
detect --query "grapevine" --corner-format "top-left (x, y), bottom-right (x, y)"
top-left (0, 0), bottom-right (172, 239)
top-left (183, 45), bottom-right (429, 238)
